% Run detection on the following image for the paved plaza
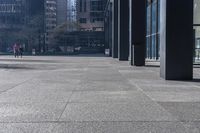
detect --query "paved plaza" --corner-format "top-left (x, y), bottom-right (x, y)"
top-left (0, 55), bottom-right (200, 132)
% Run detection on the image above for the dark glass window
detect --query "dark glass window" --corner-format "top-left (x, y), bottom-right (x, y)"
top-left (89, 0), bottom-right (105, 23)
top-left (79, 18), bottom-right (87, 23)
top-left (90, 0), bottom-right (104, 11)
top-left (84, 0), bottom-right (87, 12)
top-left (80, 0), bottom-right (82, 12)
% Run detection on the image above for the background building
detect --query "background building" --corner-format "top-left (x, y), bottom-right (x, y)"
top-left (71, 0), bottom-right (106, 54)
top-left (66, 0), bottom-right (77, 31)
top-left (57, 0), bottom-right (67, 25)
top-left (0, 0), bottom-right (25, 51)
top-left (45, 0), bottom-right (76, 50)
top-left (44, 0), bottom-right (57, 49)
top-left (45, 0), bottom-right (106, 54)
top-left (0, 0), bottom-right (45, 52)
top-left (77, 0), bottom-right (106, 31)
top-left (0, 0), bottom-right (26, 30)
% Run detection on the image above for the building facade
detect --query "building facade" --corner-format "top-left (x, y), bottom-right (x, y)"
top-left (0, 0), bottom-right (26, 30)
top-left (146, 0), bottom-right (200, 63)
top-left (44, 0), bottom-right (57, 48)
top-left (105, 0), bottom-right (197, 80)
top-left (45, 0), bottom-right (77, 49)
top-left (77, 0), bottom-right (106, 31)
top-left (146, 0), bottom-right (160, 60)
top-left (57, 0), bottom-right (67, 25)
top-left (0, 0), bottom-right (45, 52)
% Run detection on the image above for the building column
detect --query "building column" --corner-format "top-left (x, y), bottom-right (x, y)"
top-left (160, 0), bottom-right (193, 80)
top-left (109, 2), bottom-right (113, 56)
top-left (130, 0), bottom-right (146, 66)
top-left (118, 0), bottom-right (129, 61)
top-left (104, 14), bottom-right (109, 52)
top-left (112, 0), bottom-right (118, 58)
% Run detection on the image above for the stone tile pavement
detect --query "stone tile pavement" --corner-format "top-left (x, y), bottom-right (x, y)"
top-left (0, 55), bottom-right (199, 132)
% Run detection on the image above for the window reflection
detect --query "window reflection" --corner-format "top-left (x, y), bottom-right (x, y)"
top-left (194, 0), bottom-right (200, 62)
top-left (146, 0), bottom-right (198, 63)
top-left (146, 0), bottom-right (160, 60)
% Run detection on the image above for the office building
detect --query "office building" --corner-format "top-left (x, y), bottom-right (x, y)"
top-left (57, 0), bottom-right (67, 25)
top-left (77, 0), bottom-right (106, 31)
top-left (45, 0), bottom-right (77, 49)
top-left (0, 0), bottom-right (26, 30)
top-left (105, 0), bottom-right (198, 80)
top-left (44, 0), bottom-right (57, 48)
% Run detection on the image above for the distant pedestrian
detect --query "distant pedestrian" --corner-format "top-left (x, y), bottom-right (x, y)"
top-left (13, 44), bottom-right (18, 58)
top-left (19, 45), bottom-right (23, 58)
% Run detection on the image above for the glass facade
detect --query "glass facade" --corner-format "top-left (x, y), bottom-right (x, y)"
top-left (146, 0), bottom-right (200, 64)
top-left (90, 0), bottom-right (105, 23)
top-left (146, 0), bottom-right (160, 60)
top-left (194, 0), bottom-right (200, 63)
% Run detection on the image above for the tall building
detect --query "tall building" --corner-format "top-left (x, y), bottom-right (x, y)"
top-left (77, 0), bottom-right (106, 31)
top-left (53, 0), bottom-right (75, 26)
top-left (26, 0), bottom-right (45, 24)
top-left (44, 0), bottom-right (57, 48)
top-left (0, 0), bottom-right (26, 30)
top-left (57, 0), bottom-right (67, 25)
top-left (45, 0), bottom-right (79, 49)
top-left (0, 0), bottom-right (27, 52)
top-left (0, 0), bottom-right (45, 52)
top-left (57, 0), bottom-right (77, 31)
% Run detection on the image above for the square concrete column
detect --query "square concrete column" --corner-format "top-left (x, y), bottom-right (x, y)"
top-left (118, 0), bottom-right (129, 61)
top-left (112, 0), bottom-right (118, 58)
top-left (130, 0), bottom-right (146, 66)
top-left (160, 0), bottom-right (193, 80)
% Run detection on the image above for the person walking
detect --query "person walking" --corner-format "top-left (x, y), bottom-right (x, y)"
top-left (19, 44), bottom-right (23, 58)
top-left (13, 44), bottom-right (17, 58)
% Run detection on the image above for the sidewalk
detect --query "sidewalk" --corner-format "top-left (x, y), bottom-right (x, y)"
top-left (0, 56), bottom-right (199, 132)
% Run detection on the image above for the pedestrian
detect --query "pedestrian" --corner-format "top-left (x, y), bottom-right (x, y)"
top-left (13, 43), bottom-right (17, 58)
top-left (19, 44), bottom-right (23, 58)
top-left (16, 44), bottom-right (20, 58)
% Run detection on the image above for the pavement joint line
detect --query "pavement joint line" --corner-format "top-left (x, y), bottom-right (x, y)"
top-left (57, 89), bottom-right (76, 121)
top-left (51, 62), bottom-right (89, 131)
top-left (0, 77), bottom-right (36, 96)
top-left (192, 85), bottom-right (200, 89)
top-left (0, 101), bottom-right (153, 104)
top-left (127, 79), bottom-right (179, 121)
top-left (0, 102), bottom-right (68, 104)
top-left (0, 120), bottom-right (199, 124)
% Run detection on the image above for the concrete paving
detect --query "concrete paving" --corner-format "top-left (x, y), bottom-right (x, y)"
top-left (0, 55), bottom-right (199, 132)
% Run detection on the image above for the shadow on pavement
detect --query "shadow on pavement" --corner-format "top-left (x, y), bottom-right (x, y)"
top-left (145, 65), bottom-right (160, 68)
top-left (0, 65), bottom-right (34, 70)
